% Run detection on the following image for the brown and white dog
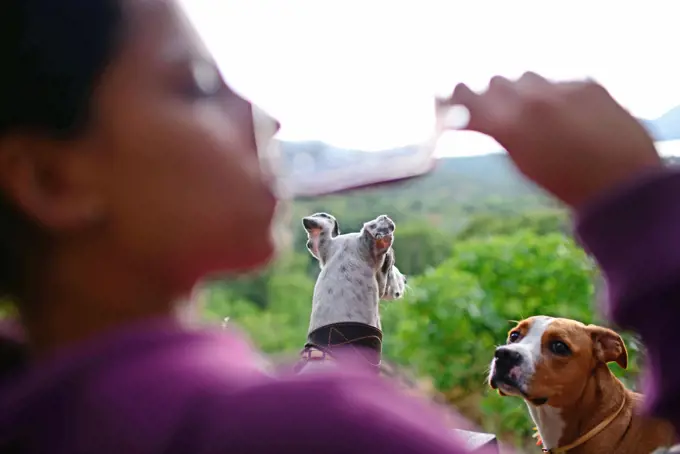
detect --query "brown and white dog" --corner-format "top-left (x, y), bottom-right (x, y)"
top-left (488, 316), bottom-right (675, 453)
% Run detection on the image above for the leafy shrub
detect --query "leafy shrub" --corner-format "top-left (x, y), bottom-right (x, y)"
top-left (390, 222), bottom-right (455, 276)
top-left (204, 254), bottom-right (315, 354)
top-left (382, 231), bottom-right (639, 447)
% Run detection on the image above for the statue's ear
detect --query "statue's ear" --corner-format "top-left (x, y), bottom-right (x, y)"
top-left (302, 213), bottom-right (337, 260)
top-left (362, 214), bottom-right (395, 257)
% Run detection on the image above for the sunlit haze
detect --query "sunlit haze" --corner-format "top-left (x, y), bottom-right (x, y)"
top-left (181, 1), bottom-right (680, 156)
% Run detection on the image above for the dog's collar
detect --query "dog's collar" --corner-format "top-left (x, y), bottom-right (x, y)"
top-left (536, 397), bottom-right (626, 453)
top-left (297, 322), bottom-right (383, 370)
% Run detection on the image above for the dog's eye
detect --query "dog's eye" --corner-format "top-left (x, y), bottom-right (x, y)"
top-left (549, 340), bottom-right (571, 356)
top-left (508, 331), bottom-right (520, 343)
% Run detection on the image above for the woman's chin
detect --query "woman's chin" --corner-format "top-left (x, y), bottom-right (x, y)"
top-left (196, 220), bottom-right (279, 279)
top-left (242, 242), bottom-right (276, 271)
top-left (225, 236), bottom-right (276, 274)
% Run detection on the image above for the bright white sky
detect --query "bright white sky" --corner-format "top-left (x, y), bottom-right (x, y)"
top-left (181, 1), bottom-right (680, 156)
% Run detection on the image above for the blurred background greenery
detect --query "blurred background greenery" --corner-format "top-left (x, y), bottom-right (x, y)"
top-left (203, 152), bottom-right (648, 450)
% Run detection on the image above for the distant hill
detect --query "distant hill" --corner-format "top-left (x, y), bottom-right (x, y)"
top-left (286, 149), bottom-right (553, 235)
top-left (284, 141), bottom-right (679, 229)
top-left (280, 141), bottom-right (543, 206)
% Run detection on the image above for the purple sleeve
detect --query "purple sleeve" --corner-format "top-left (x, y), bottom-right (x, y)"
top-left (575, 168), bottom-right (680, 425)
top-left (174, 370), bottom-right (496, 454)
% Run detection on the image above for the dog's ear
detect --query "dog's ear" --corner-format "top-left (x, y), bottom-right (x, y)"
top-left (302, 212), bottom-right (338, 260)
top-left (381, 248), bottom-right (395, 274)
top-left (587, 325), bottom-right (628, 369)
top-left (362, 214), bottom-right (395, 256)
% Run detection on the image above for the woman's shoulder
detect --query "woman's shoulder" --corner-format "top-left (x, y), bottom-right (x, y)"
top-left (1, 322), bottom-right (471, 453)
top-left (0, 323), bottom-right (274, 453)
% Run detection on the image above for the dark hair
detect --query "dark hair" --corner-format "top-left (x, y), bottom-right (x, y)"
top-left (0, 0), bottom-right (124, 301)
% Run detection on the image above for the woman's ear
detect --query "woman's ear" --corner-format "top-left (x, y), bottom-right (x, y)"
top-left (0, 134), bottom-right (104, 232)
top-left (587, 325), bottom-right (628, 369)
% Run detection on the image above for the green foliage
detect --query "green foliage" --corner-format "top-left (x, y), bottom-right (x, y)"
top-left (456, 209), bottom-right (569, 240)
top-left (390, 222), bottom-right (454, 276)
top-left (204, 253), bottom-right (315, 354)
top-left (451, 232), bottom-right (597, 325)
top-left (382, 267), bottom-right (488, 392)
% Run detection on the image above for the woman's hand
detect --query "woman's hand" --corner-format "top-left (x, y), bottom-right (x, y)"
top-left (447, 72), bottom-right (662, 209)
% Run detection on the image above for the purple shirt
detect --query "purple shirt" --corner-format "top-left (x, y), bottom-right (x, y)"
top-left (576, 167), bottom-right (680, 426)
top-left (0, 319), bottom-right (482, 453)
top-left (1, 168), bottom-right (680, 453)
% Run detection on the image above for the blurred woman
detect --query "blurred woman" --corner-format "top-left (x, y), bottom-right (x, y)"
top-left (0, 1), bottom-right (481, 452)
top-left (1, 1), bottom-right (678, 453)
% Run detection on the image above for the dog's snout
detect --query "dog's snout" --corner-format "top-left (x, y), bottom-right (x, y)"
top-left (494, 347), bottom-right (522, 365)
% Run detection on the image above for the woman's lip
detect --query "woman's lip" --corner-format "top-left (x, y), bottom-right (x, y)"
top-left (263, 174), bottom-right (280, 206)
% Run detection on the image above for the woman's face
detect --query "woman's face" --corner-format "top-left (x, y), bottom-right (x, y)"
top-left (85, 0), bottom-right (278, 283)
